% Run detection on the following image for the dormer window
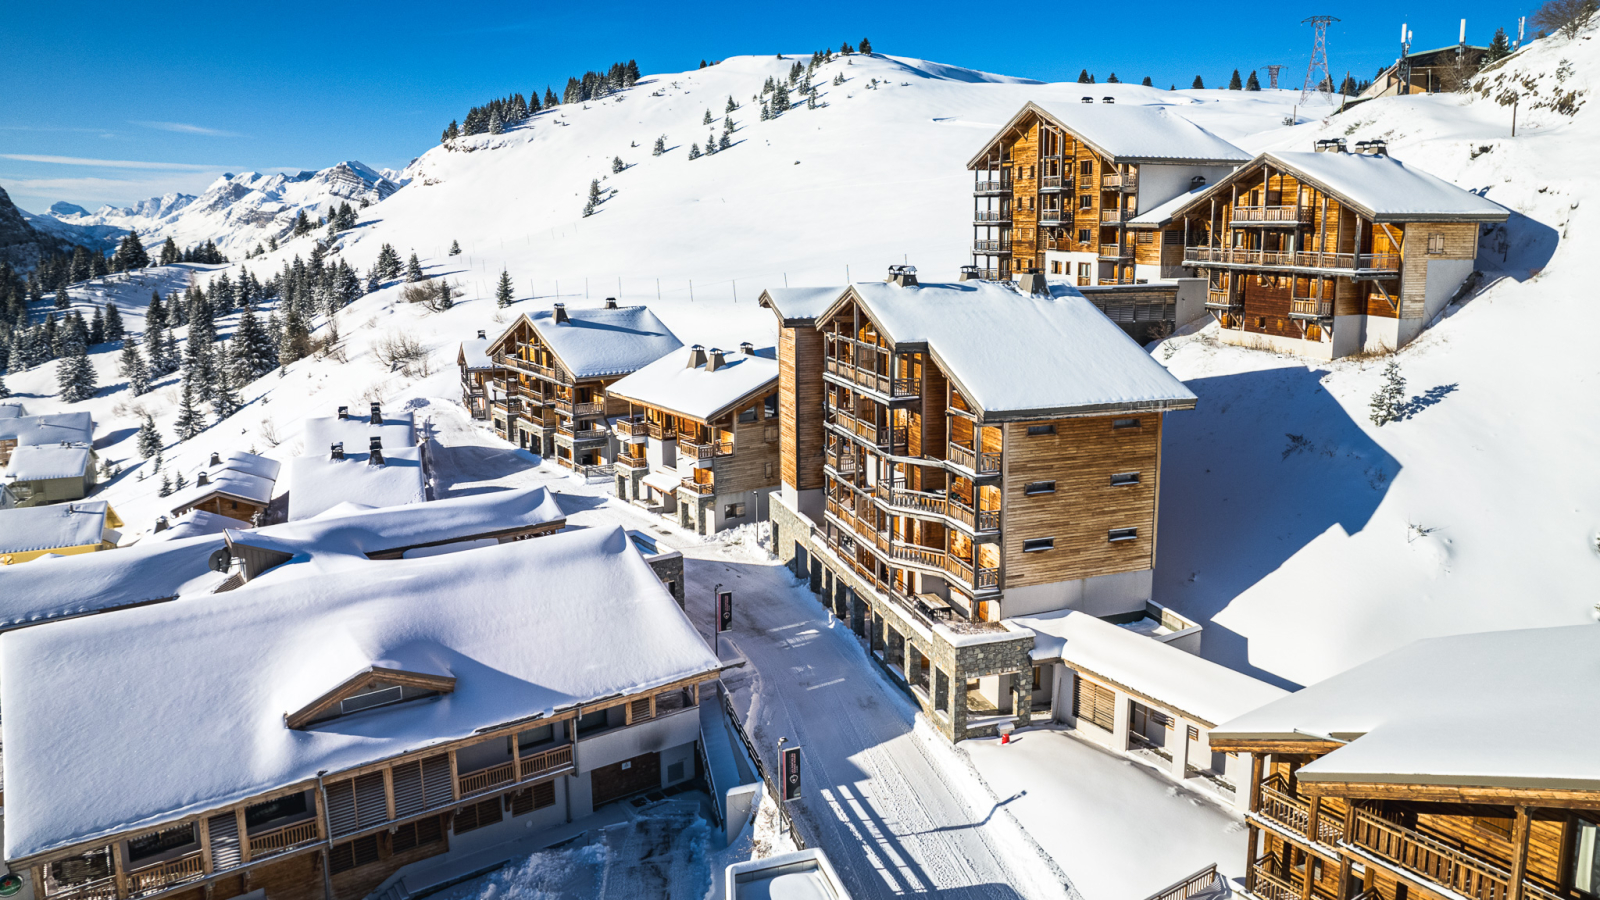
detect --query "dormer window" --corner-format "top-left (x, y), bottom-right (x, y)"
top-left (287, 666), bottom-right (456, 729)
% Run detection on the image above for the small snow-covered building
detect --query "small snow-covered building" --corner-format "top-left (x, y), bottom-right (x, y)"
top-left (166, 467), bottom-right (276, 525)
top-left (0, 500), bottom-right (123, 565)
top-left (303, 403), bottom-right (416, 455)
top-left (3, 443), bottom-right (97, 507)
top-left (1162, 143), bottom-right (1509, 357)
top-left (607, 343), bottom-right (781, 534)
top-left (483, 300), bottom-right (682, 466)
top-left (457, 330), bottom-right (499, 421)
top-left (0, 411), bottom-right (94, 467)
top-left (281, 444), bottom-right (424, 521)
top-left (1209, 625), bottom-right (1600, 900)
top-left (1, 526), bottom-right (721, 900)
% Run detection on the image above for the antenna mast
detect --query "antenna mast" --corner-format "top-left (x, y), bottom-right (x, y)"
top-left (1397, 22), bottom-right (1413, 95)
top-left (1301, 15), bottom-right (1341, 104)
top-left (1264, 64), bottom-right (1285, 89)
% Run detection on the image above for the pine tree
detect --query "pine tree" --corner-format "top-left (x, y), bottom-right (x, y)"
top-left (1229, 69), bottom-right (1243, 90)
top-left (703, 109), bottom-right (713, 125)
top-left (583, 199), bottom-right (596, 217)
top-left (705, 131), bottom-right (717, 155)
top-left (55, 285), bottom-right (69, 309)
top-left (442, 120), bottom-right (459, 142)
top-left (726, 95), bottom-right (738, 113)
top-left (293, 209), bottom-right (313, 237)
top-left (159, 472), bottom-right (173, 497)
top-left (1246, 70), bottom-right (1261, 91)
top-left (1369, 360), bottom-right (1407, 426)
top-left (496, 269), bottom-right (514, 308)
top-left (1142, 76), bottom-right (1153, 86)
top-left (89, 306), bottom-right (106, 345)
top-left (760, 103), bottom-right (770, 121)
top-left (137, 415), bottom-right (162, 458)
top-left (158, 325), bottom-right (181, 377)
top-left (588, 179), bottom-right (602, 206)
top-left (231, 304), bottom-right (274, 381)
top-left (488, 109), bottom-right (504, 134)
top-left (1107, 73), bottom-right (1120, 83)
top-left (0, 371), bottom-right (8, 399)
top-left (120, 337), bottom-right (151, 395)
top-left (1485, 27), bottom-right (1512, 63)
top-left (55, 343), bottom-right (97, 403)
top-left (449, 240), bottom-right (462, 255)
top-left (653, 135), bottom-right (666, 156)
top-left (278, 303), bottom-right (311, 367)
top-left (211, 344), bottom-right (240, 422)
top-left (612, 156), bottom-right (624, 173)
top-left (723, 115), bottom-right (734, 133)
top-left (773, 83), bottom-right (790, 114)
top-left (173, 470), bottom-right (187, 491)
top-left (159, 238), bottom-right (180, 266)
top-left (1192, 76), bottom-right (1205, 89)
top-left (1078, 69), bottom-right (1092, 83)
top-left (718, 131), bottom-right (731, 151)
top-left (688, 143), bottom-right (702, 160)
top-left (859, 37), bottom-right (872, 54)
top-left (104, 302), bottom-right (124, 342)
top-left (406, 253), bottom-right (424, 283)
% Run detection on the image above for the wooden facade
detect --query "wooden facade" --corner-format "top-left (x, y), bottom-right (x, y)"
top-left (456, 340), bottom-right (500, 421)
top-left (482, 311), bottom-right (632, 468)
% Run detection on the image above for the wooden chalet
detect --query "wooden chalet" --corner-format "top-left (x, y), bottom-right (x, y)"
top-left (605, 344), bottom-right (780, 534)
top-left (967, 101), bottom-right (1248, 286)
top-left (1210, 625), bottom-right (1600, 900)
top-left (482, 300), bottom-right (681, 468)
top-left (762, 272), bottom-right (1197, 740)
top-left (1158, 142), bottom-right (1508, 358)
top-left (456, 331), bottom-right (500, 421)
top-left (167, 452), bottom-right (281, 526)
top-left (1, 527), bottom-right (719, 900)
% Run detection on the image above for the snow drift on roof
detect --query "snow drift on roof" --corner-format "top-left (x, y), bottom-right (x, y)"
top-left (284, 446), bottom-right (424, 521)
top-left (0, 403), bottom-right (26, 419)
top-left (0, 501), bottom-right (113, 555)
top-left (1016, 609), bottom-right (1287, 727)
top-left (167, 469), bottom-right (275, 514)
top-left (459, 338), bottom-right (494, 370)
top-left (4, 445), bottom-right (91, 481)
top-left (0, 412), bottom-right (93, 446)
top-left (302, 410), bottom-right (416, 455)
top-left (525, 305), bottom-right (683, 378)
top-left (760, 287), bottom-right (846, 323)
top-left (845, 281), bottom-right (1196, 417)
top-left (207, 451), bottom-right (281, 482)
top-left (1212, 625), bottom-right (1600, 790)
top-left (1024, 102), bottom-right (1251, 164)
top-left (153, 510), bottom-right (250, 542)
top-left (1264, 151), bottom-right (1510, 221)
top-left (606, 346), bottom-right (778, 422)
top-left (0, 532), bottom-right (226, 630)
top-left (0, 526), bottom-right (720, 861)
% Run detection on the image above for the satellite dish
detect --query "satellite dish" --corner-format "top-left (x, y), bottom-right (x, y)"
top-left (208, 548), bottom-right (233, 574)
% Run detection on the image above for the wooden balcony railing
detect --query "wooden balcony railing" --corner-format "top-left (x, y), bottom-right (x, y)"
top-left (890, 542), bottom-right (945, 569)
top-left (825, 448), bottom-right (857, 475)
top-left (678, 438), bottom-right (733, 460)
top-left (875, 481), bottom-right (945, 516)
top-left (496, 354), bottom-right (567, 382)
top-left (681, 478), bottom-right (716, 496)
top-left (458, 760), bottom-right (517, 797)
top-left (1039, 210), bottom-right (1065, 224)
top-left (971, 267), bottom-right (1001, 280)
top-left (518, 743), bottom-right (574, 779)
top-left (1249, 861), bottom-right (1301, 900)
top-left (572, 401), bottom-right (606, 418)
top-left (614, 453), bottom-right (648, 470)
top-left (1257, 780), bottom-right (1341, 845)
top-left (646, 421), bottom-right (676, 440)
top-left (1140, 864), bottom-right (1222, 900)
top-left (1206, 291), bottom-right (1241, 310)
top-left (247, 820), bottom-right (319, 859)
top-left (943, 553), bottom-right (999, 590)
top-left (613, 416), bottom-right (646, 439)
top-left (973, 180), bottom-right (1009, 195)
top-left (1100, 208), bottom-right (1130, 224)
top-left (127, 853), bottom-right (204, 898)
top-left (1290, 298), bottom-right (1333, 318)
top-left (1231, 205), bottom-right (1314, 225)
top-left (974, 210), bottom-right (1009, 223)
top-left (973, 239), bottom-right (1012, 254)
top-left (1350, 807), bottom-right (1563, 900)
top-left (1099, 244), bottom-right (1132, 259)
top-left (1040, 175), bottom-right (1071, 191)
top-left (1184, 247), bottom-right (1401, 272)
top-left (44, 878), bottom-right (117, 900)
top-left (1102, 172), bottom-right (1138, 191)
top-left (948, 442), bottom-right (1001, 474)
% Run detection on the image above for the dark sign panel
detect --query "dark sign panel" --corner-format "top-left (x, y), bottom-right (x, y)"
top-left (781, 745), bottom-right (802, 801)
top-left (717, 590), bottom-right (734, 633)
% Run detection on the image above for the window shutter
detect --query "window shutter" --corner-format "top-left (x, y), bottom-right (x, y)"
top-left (354, 772), bottom-right (387, 829)
top-left (421, 753), bottom-right (454, 808)
top-left (630, 698), bottom-right (653, 722)
top-left (391, 761), bottom-right (425, 818)
top-left (325, 779), bottom-right (358, 837)
top-left (532, 780), bottom-right (556, 810)
top-left (1074, 676), bottom-right (1116, 731)
top-left (207, 813), bottom-right (242, 871)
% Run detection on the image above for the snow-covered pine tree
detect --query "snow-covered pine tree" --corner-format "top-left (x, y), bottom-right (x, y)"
top-left (833, 73), bottom-right (844, 86)
top-left (137, 415), bottom-right (162, 458)
top-left (211, 345), bottom-right (240, 422)
top-left (726, 95), bottom-right (738, 113)
top-left (760, 103), bottom-right (770, 121)
top-left (173, 470), bottom-right (187, 491)
top-left (583, 199), bottom-right (596, 217)
top-left (55, 343), bottom-right (96, 403)
top-left (1246, 70), bottom-right (1261, 91)
top-left (1485, 27), bottom-right (1511, 62)
top-left (703, 131), bottom-right (717, 154)
top-left (158, 325), bottom-right (181, 377)
top-left (120, 337), bottom-right (150, 395)
top-left (366, 268), bottom-right (382, 293)
top-left (406, 253), bottom-right (424, 283)
top-left (723, 115), bottom-right (733, 133)
top-left (231, 304), bottom-right (274, 381)
top-left (488, 109), bottom-right (504, 134)
top-left (104, 302), bottom-right (124, 342)
top-left (278, 303), bottom-right (311, 367)
top-left (442, 120), bottom-right (459, 143)
top-left (449, 240), bottom-right (462, 255)
top-left (588, 179), bottom-right (602, 206)
top-left (89, 306), bottom-right (105, 345)
top-left (159, 472), bottom-right (172, 497)
top-left (173, 374), bottom-right (204, 439)
top-left (703, 109), bottom-right (713, 125)
top-left (773, 83), bottom-right (790, 113)
top-left (496, 269), bottom-right (514, 308)
top-left (55, 285), bottom-right (69, 309)
top-left (293, 209), bottom-right (313, 237)
top-left (436, 280), bottom-right (454, 310)
top-left (688, 143), bottom-right (702, 160)
top-left (0, 371), bottom-right (8, 399)
top-left (718, 131), bottom-right (731, 151)
top-left (336, 262), bottom-right (362, 311)
top-left (1369, 360), bottom-right (1407, 426)
top-left (612, 156), bottom-right (624, 173)
top-left (654, 135), bottom-right (666, 156)
top-left (160, 237), bottom-right (180, 265)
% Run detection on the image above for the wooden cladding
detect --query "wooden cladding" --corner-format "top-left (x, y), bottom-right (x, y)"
top-left (325, 773), bottom-right (385, 838)
top-left (390, 754), bottom-right (453, 819)
top-left (1075, 676), bottom-right (1116, 731)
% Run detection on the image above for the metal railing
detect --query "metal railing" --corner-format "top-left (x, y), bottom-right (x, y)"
top-left (974, 210), bottom-right (1009, 223)
top-left (973, 180), bottom-right (1009, 195)
top-left (973, 239), bottom-right (1012, 254)
top-left (1231, 205), bottom-right (1314, 225)
top-left (717, 682), bottom-right (805, 849)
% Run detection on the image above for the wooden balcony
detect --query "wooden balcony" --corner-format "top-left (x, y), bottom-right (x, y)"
top-left (247, 820), bottom-right (319, 859)
top-left (1039, 175), bottom-right (1071, 192)
top-left (1101, 172), bottom-right (1138, 192)
top-left (1257, 779), bottom-right (1342, 845)
top-left (973, 239), bottom-right (1012, 255)
top-left (646, 421), bottom-right (676, 440)
top-left (1205, 290), bottom-right (1241, 310)
top-left (43, 878), bottom-right (117, 900)
top-left (973, 180), bottom-right (1010, 195)
top-left (824, 355), bottom-right (918, 399)
top-left (518, 742), bottom-right (574, 780)
top-left (890, 542), bottom-right (945, 569)
top-left (947, 497), bottom-right (1001, 532)
top-left (678, 438), bottom-right (733, 460)
top-left (1099, 244), bottom-right (1132, 259)
top-left (555, 425), bottom-right (608, 444)
top-left (1349, 807), bottom-right (1564, 900)
top-left (1100, 208), bottom-right (1130, 224)
top-left (1039, 210), bottom-right (1066, 224)
top-left (825, 447), bottom-right (857, 476)
top-left (974, 210), bottom-right (1010, 223)
top-left (1248, 861), bottom-right (1302, 900)
top-left (947, 442), bottom-right (1001, 475)
top-left (458, 760), bottom-right (517, 798)
top-left (875, 481), bottom-right (1000, 534)
top-left (496, 354), bottom-right (567, 382)
top-left (614, 453), bottom-right (648, 471)
top-left (1184, 247), bottom-right (1401, 273)
top-left (681, 477), bottom-right (716, 496)
top-left (1289, 298), bottom-right (1333, 318)
top-left (613, 416), bottom-right (646, 439)
top-left (571, 401), bottom-right (606, 418)
top-left (943, 552), bottom-right (999, 591)
top-left (127, 852), bottom-right (204, 898)
top-left (1231, 205), bottom-right (1314, 226)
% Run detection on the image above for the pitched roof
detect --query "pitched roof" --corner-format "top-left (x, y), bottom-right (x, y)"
top-left (458, 337), bottom-right (494, 371)
top-left (0, 532), bottom-right (226, 630)
top-left (0, 412), bottom-right (93, 446)
top-left (1211, 625), bottom-right (1600, 790)
top-left (0, 501), bottom-right (115, 555)
top-left (167, 469), bottom-right (276, 515)
top-left (283, 446), bottom-right (425, 521)
top-left (606, 346), bottom-right (779, 423)
top-left (3, 445), bottom-right (92, 481)
top-left (154, 509), bottom-right (250, 541)
top-left (759, 287), bottom-right (847, 325)
top-left (0, 526), bottom-right (721, 861)
top-left (507, 305), bottom-right (683, 380)
top-left (207, 451), bottom-right (281, 482)
top-left (969, 102), bottom-right (1250, 168)
top-left (828, 281), bottom-right (1197, 420)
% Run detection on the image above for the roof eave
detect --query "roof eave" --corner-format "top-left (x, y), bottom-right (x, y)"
top-left (976, 396), bottom-right (1198, 425)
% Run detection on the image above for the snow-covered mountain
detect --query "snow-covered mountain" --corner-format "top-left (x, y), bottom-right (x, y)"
top-left (38, 161), bottom-right (406, 257)
top-left (11, 37), bottom-right (1597, 693)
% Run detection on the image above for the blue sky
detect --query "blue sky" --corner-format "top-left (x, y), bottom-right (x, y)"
top-left (0, 0), bottom-right (1527, 213)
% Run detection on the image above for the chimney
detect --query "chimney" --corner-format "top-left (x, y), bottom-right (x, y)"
top-left (1016, 269), bottom-right (1049, 296)
top-left (369, 437), bottom-right (384, 466)
top-left (337, 406), bottom-right (349, 420)
top-left (1354, 139), bottom-right (1388, 156)
top-left (686, 344), bottom-right (708, 369)
top-left (154, 516), bottom-right (168, 533)
top-left (369, 402), bottom-right (381, 425)
top-left (1315, 138), bottom-right (1348, 153)
top-left (739, 342), bottom-right (756, 355)
top-left (1102, 96), bottom-right (1115, 104)
top-left (197, 471), bottom-right (209, 486)
top-left (604, 297), bottom-right (618, 309)
top-left (1190, 175), bottom-right (1207, 189)
top-left (959, 265), bottom-right (980, 282)
top-left (476, 329), bottom-right (486, 339)
top-left (706, 348), bottom-right (726, 372)
top-left (886, 264), bottom-right (918, 287)
top-left (553, 302), bottom-right (569, 324)
top-left (210, 452), bottom-right (221, 466)
top-left (331, 442), bottom-right (344, 460)
top-left (1081, 96), bottom-right (1093, 103)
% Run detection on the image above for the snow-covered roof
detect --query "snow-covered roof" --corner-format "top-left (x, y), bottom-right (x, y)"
top-left (834, 281), bottom-right (1197, 419)
top-left (207, 450), bottom-right (281, 482)
top-left (1016, 609), bottom-right (1287, 727)
top-left (0, 501), bottom-right (115, 555)
top-left (0, 403), bottom-right (26, 420)
top-left (459, 338), bottom-right (494, 371)
top-left (168, 469), bottom-right (276, 514)
top-left (971, 102), bottom-right (1250, 167)
top-left (302, 409), bottom-right (416, 455)
top-left (0, 526), bottom-right (721, 861)
top-left (1259, 151), bottom-right (1509, 222)
top-left (4, 445), bottom-right (92, 482)
top-left (283, 446), bottom-right (425, 521)
top-left (759, 287), bottom-right (847, 324)
top-left (1211, 625), bottom-right (1600, 790)
top-left (0, 532), bottom-right (227, 630)
top-left (520, 305), bottom-right (683, 379)
top-left (1128, 183), bottom-right (1212, 228)
top-left (606, 346), bottom-right (779, 423)
top-left (154, 509), bottom-right (250, 541)
top-left (0, 412), bottom-right (94, 447)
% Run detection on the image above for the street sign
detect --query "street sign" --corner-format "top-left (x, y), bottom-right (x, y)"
top-left (781, 745), bottom-right (802, 801)
top-left (717, 590), bottom-right (734, 633)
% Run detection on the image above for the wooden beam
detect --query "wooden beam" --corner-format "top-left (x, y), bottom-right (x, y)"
top-left (1251, 753), bottom-right (1266, 813)
top-left (1210, 737), bottom-right (1345, 755)
top-left (1336, 804), bottom-right (1355, 900)
top-left (1302, 780), bottom-right (1600, 808)
top-left (1245, 823), bottom-right (1260, 891)
top-left (1507, 805), bottom-right (1531, 900)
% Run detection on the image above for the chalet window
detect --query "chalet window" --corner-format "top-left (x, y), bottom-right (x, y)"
top-left (739, 406), bottom-right (758, 424)
top-left (328, 834), bottom-right (379, 873)
top-left (390, 816), bottom-right (444, 853)
top-left (576, 709), bottom-right (609, 735)
top-left (1137, 231), bottom-right (1153, 244)
top-left (127, 823), bottom-right (197, 862)
top-left (46, 850), bottom-right (112, 887)
top-left (1024, 481), bottom-right (1056, 495)
top-left (1080, 160), bottom-right (1093, 176)
top-left (1163, 230), bottom-right (1184, 245)
top-left (1050, 261), bottom-right (1062, 274)
top-left (517, 722), bottom-right (558, 751)
top-left (1573, 817), bottom-right (1600, 895)
top-left (341, 684), bottom-right (404, 714)
top-left (1110, 472), bottom-right (1140, 486)
top-left (1074, 677), bottom-right (1116, 731)
top-left (656, 685), bottom-right (697, 713)
top-left (1112, 417), bottom-right (1141, 429)
top-left (1079, 195), bottom-right (1092, 210)
top-left (1108, 527), bottom-right (1138, 542)
top-left (726, 502), bottom-right (747, 518)
top-left (1078, 263), bottom-right (1091, 279)
top-left (765, 461), bottom-right (775, 479)
top-left (452, 797), bottom-right (503, 834)
top-left (1428, 232), bottom-right (1445, 254)
top-left (1026, 424), bottom-right (1056, 436)
top-left (245, 792), bottom-right (309, 828)
top-left (1077, 229), bottom-right (1092, 244)
top-left (764, 394), bottom-right (778, 419)
top-left (1023, 537), bottom-right (1055, 552)
top-left (509, 782), bottom-right (556, 817)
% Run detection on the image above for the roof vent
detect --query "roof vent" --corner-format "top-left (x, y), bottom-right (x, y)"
top-left (1102, 96), bottom-right (1115, 104)
top-left (210, 452), bottom-right (221, 466)
top-left (331, 442), bottom-right (344, 460)
top-left (687, 345), bottom-right (708, 369)
top-left (369, 437), bottom-right (385, 466)
top-left (1016, 269), bottom-right (1049, 296)
top-left (476, 329), bottom-right (486, 339)
top-left (154, 515), bottom-right (168, 533)
top-left (1315, 138), bottom-right (1348, 153)
top-left (1353, 139), bottom-right (1388, 156)
top-left (337, 405), bottom-right (349, 420)
top-left (959, 264), bottom-right (980, 282)
top-left (1081, 96), bottom-right (1093, 103)
top-left (1191, 175), bottom-right (1207, 189)
top-left (706, 348), bottom-right (726, 372)
top-left (739, 342), bottom-right (756, 355)
top-left (197, 471), bottom-right (209, 486)
top-left (886, 264), bottom-right (918, 287)
top-left (604, 297), bottom-right (618, 309)
top-left (369, 402), bottom-right (381, 425)
top-left (553, 302), bottom-right (569, 324)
